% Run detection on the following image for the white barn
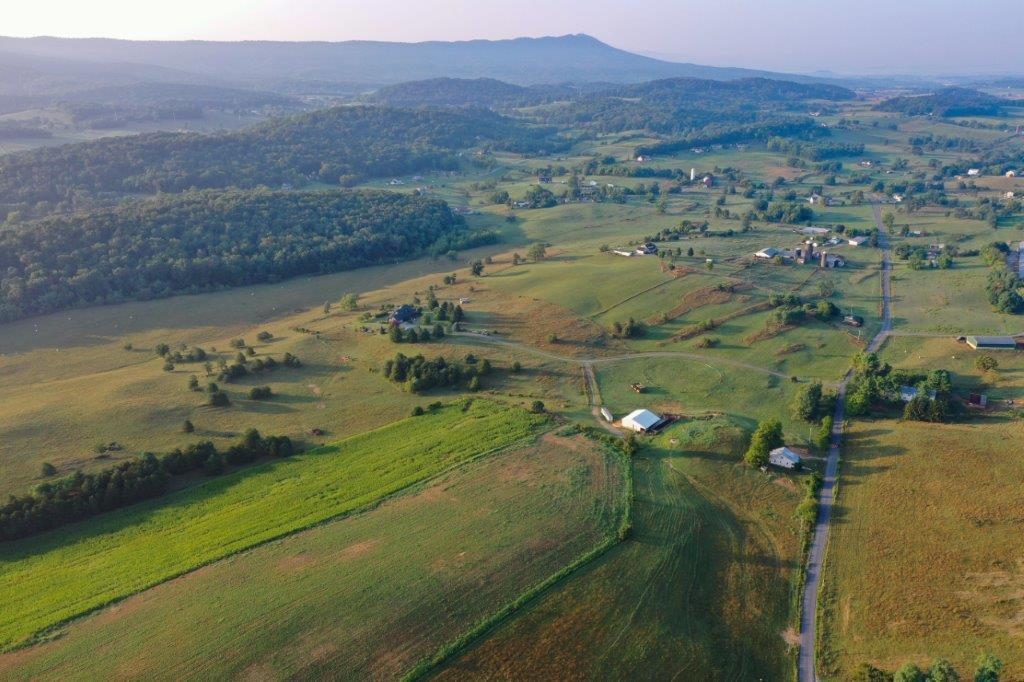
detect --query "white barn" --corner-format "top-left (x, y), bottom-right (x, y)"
top-left (621, 409), bottom-right (662, 433)
top-left (769, 446), bottom-right (802, 469)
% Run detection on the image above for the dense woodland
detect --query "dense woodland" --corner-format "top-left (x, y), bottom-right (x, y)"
top-left (365, 77), bottom-right (575, 109)
top-left (0, 105), bottom-right (566, 215)
top-left (536, 77), bottom-right (853, 136)
top-left (875, 87), bottom-right (1006, 117)
top-left (0, 189), bottom-right (473, 321)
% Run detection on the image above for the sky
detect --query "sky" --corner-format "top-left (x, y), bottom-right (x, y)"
top-left (3, 0), bottom-right (1021, 76)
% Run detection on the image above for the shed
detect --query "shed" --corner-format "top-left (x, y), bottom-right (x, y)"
top-left (755, 247), bottom-right (782, 259)
top-left (848, 236), bottom-right (869, 247)
top-left (966, 335), bottom-right (1018, 350)
top-left (621, 409), bottom-right (663, 433)
top-left (899, 385), bottom-right (918, 402)
top-left (600, 407), bottom-right (614, 422)
top-left (769, 447), bottom-right (802, 470)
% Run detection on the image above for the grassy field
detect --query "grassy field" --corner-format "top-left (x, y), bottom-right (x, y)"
top-left (818, 418), bottom-right (1024, 679)
top-left (0, 400), bottom-right (547, 650)
top-left (438, 417), bottom-right (807, 680)
top-left (818, 338), bottom-right (1024, 678)
top-left (0, 431), bottom-right (624, 680)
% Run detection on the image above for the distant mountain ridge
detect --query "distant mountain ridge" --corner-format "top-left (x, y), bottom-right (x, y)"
top-left (0, 34), bottom-right (825, 89)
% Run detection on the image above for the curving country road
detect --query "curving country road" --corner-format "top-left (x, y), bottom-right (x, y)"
top-left (797, 203), bottom-right (893, 682)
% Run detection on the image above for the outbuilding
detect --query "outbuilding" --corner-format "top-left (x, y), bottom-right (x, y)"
top-left (600, 407), bottom-right (614, 422)
top-left (965, 335), bottom-right (1019, 350)
top-left (621, 409), bottom-right (664, 433)
top-left (769, 447), bottom-right (802, 470)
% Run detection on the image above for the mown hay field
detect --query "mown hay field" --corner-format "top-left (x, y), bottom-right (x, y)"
top-left (439, 417), bottom-right (807, 680)
top-left (818, 418), bottom-right (1024, 679)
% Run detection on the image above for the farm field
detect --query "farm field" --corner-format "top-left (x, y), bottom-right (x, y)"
top-left (0, 255), bottom-right (585, 497)
top-left (817, 418), bottom-right (1024, 678)
top-left (439, 417), bottom-right (807, 680)
top-left (0, 400), bottom-right (546, 649)
top-left (0, 431), bottom-right (625, 680)
top-left (817, 338), bottom-right (1024, 678)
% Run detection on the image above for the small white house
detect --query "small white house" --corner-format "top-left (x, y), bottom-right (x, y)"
top-left (769, 447), bottom-right (802, 469)
top-left (1006, 170), bottom-right (1017, 178)
top-left (967, 168), bottom-right (981, 177)
top-left (621, 409), bottom-right (662, 433)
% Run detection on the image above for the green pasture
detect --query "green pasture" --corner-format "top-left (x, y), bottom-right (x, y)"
top-left (0, 400), bottom-right (546, 649)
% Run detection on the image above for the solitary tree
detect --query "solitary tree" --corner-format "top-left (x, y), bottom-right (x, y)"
top-left (530, 400), bottom-right (545, 413)
top-left (744, 420), bottom-right (784, 467)
top-left (893, 662), bottom-right (924, 682)
top-left (40, 462), bottom-right (57, 477)
top-left (340, 292), bottom-right (359, 311)
top-left (928, 658), bottom-right (959, 682)
top-left (976, 355), bottom-right (999, 372)
top-left (792, 382), bottom-right (823, 422)
top-left (471, 260), bottom-right (484, 277)
top-left (527, 242), bottom-right (547, 261)
top-left (974, 653), bottom-right (1003, 682)
top-left (183, 419), bottom-right (195, 434)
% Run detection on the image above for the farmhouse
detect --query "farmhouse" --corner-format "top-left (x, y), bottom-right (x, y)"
top-left (702, 175), bottom-right (714, 189)
top-left (769, 447), bottom-right (802, 469)
top-left (621, 409), bottom-right (664, 433)
top-left (1007, 170), bottom-right (1018, 178)
top-left (899, 385), bottom-right (919, 402)
top-left (389, 304), bottom-right (420, 325)
top-left (967, 168), bottom-right (981, 177)
top-left (965, 335), bottom-right (1019, 350)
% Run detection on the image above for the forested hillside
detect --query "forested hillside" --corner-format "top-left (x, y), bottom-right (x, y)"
top-left (535, 77), bottom-right (854, 135)
top-left (0, 105), bottom-right (564, 216)
top-left (0, 189), bottom-right (479, 321)
top-left (365, 77), bottom-right (575, 109)
top-left (875, 87), bottom-right (1005, 117)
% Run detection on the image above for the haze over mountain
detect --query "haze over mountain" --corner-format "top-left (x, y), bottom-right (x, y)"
top-left (0, 34), bottom-right (821, 91)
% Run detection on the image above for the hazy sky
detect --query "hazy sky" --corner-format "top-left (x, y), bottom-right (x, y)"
top-left (4, 0), bottom-right (1020, 75)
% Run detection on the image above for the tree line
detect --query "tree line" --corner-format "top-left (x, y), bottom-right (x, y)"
top-left (0, 188), bottom-right (468, 322)
top-left (1, 429), bottom-right (294, 542)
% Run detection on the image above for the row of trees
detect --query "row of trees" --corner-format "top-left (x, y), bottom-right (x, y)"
top-left (2, 429), bottom-right (294, 541)
top-left (982, 243), bottom-right (1024, 314)
top-left (854, 652), bottom-right (1002, 681)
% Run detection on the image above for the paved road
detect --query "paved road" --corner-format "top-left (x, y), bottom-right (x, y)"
top-left (797, 203), bottom-right (893, 682)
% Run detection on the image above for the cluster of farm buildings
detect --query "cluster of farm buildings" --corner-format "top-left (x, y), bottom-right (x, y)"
top-left (604, 407), bottom-right (805, 470)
